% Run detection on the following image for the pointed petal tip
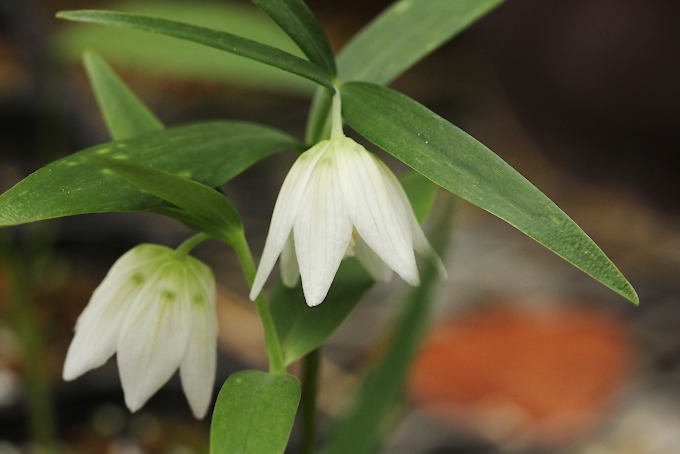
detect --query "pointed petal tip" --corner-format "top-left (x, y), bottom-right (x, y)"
top-left (300, 276), bottom-right (334, 308)
top-left (306, 297), bottom-right (324, 307)
top-left (399, 268), bottom-right (420, 287)
top-left (62, 364), bottom-right (80, 382)
top-left (187, 396), bottom-right (211, 419)
top-left (123, 392), bottom-right (144, 414)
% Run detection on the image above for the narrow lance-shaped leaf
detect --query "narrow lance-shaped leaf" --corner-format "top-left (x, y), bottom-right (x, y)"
top-left (56, 2), bottom-right (314, 93)
top-left (304, 0), bottom-right (505, 143)
top-left (252, 0), bottom-right (336, 75)
top-left (99, 158), bottom-right (243, 244)
top-left (85, 51), bottom-right (215, 228)
top-left (324, 199), bottom-right (454, 454)
top-left (83, 49), bottom-right (163, 139)
top-left (270, 172), bottom-right (438, 365)
top-left (210, 370), bottom-right (301, 454)
top-left (341, 81), bottom-right (638, 304)
top-left (56, 10), bottom-right (334, 89)
top-left (0, 121), bottom-right (302, 226)
top-left (337, 0), bottom-right (504, 84)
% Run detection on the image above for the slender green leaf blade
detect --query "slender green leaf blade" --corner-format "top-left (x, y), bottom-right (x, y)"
top-left (270, 172), bottom-right (437, 365)
top-left (0, 121), bottom-right (301, 226)
top-left (305, 0), bottom-right (504, 144)
top-left (252, 0), bottom-right (335, 75)
top-left (337, 0), bottom-right (504, 84)
top-left (56, 10), bottom-right (333, 89)
top-left (83, 49), bottom-right (163, 140)
top-left (56, 2), bottom-right (313, 93)
top-left (342, 81), bottom-right (637, 304)
top-left (324, 200), bottom-right (454, 454)
top-left (210, 370), bottom-right (300, 454)
top-left (100, 158), bottom-right (242, 244)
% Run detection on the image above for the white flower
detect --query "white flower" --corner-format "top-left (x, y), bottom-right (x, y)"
top-left (63, 244), bottom-right (217, 419)
top-left (249, 99), bottom-right (446, 307)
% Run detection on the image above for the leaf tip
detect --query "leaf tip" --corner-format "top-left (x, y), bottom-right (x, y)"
top-left (624, 284), bottom-right (640, 306)
top-left (55, 10), bottom-right (73, 20)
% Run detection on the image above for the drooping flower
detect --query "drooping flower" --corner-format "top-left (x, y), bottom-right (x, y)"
top-left (250, 93), bottom-right (445, 307)
top-left (63, 244), bottom-right (217, 419)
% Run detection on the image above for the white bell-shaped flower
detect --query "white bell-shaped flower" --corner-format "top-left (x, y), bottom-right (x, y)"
top-left (250, 93), bottom-right (445, 307)
top-left (63, 244), bottom-right (217, 419)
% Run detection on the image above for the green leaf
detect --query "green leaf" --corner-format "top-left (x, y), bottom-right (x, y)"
top-left (337, 0), bottom-right (504, 84)
top-left (56, 10), bottom-right (334, 89)
top-left (83, 49), bottom-right (163, 140)
top-left (270, 172), bottom-right (437, 365)
top-left (271, 258), bottom-right (374, 365)
top-left (400, 171), bottom-right (438, 223)
top-left (324, 200), bottom-right (454, 454)
top-left (341, 81), bottom-right (638, 304)
top-left (99, 158), bottom-right (242, 244)
top-left (0, 121), bottom-right (302, 226)
top-left (55, 2), bottom-right (313, 93)
top-left (304, 0), bottom-right (504, 142)
top-left (210, 370), bottom-right (300, 454)
top-left (251, 0), bottom-right (336, 76)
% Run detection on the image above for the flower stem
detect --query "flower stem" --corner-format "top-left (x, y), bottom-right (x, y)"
top-left (232, 232), bottom-right (286, 374)
top-left (0, 236), bottom-right (57, 453)
top-left (175, 232), bottom-right (211, 256)
top-left (329, 89), bottom-right (344, 139)
top-left (301, 348), bottom-right (321, 454)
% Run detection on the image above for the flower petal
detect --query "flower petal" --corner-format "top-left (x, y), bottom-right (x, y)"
top-left (63, 245), bottom-right (169, 380)
top-left (294, 156), bottom-right (353, 306)
top-left (117, 264), bottom-right (192, 412)
top-left (250, 141), bottom-right (329, 300)
top-left (179, 260), bottom-right (217, 419)
top-left (377, 160), bottom-right (448, 280)
top-left (336, 139), bottom-right (419, 286)
top-left (280, 234), bottom-right (300, 287)
top-left (354, 237), bottom-right (393, 282)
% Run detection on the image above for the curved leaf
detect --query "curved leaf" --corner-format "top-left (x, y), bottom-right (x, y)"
top-left (100, 158), bottom-right (243, 244)
top-left (341, 81), bottom-right (637, 304)
top-left (56, 10), bottom-right (333, 89)
top-left (337, 0), bottom-right (504, 84)
top-left (0, 121), bottom-right (302, 226)
top-left (252, 0), bottom-right (336, 75)
top-left (305, 0), bottom-right (504, 143)
top-left (56, 2), bottom-right (313, 93)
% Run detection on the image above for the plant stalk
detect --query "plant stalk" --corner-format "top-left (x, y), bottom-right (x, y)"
top-left (175, 232), bottom-right (211, 256)
top-left (232, 232), bottom-right (286, 374)
top-left (300, 348), bottom-right (320, 454)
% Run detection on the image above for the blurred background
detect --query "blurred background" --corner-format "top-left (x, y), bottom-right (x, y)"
top-left (1, 0), bottom-right (679, 453)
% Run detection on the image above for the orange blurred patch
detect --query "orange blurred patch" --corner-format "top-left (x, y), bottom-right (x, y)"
top-left (410, 305), bottom-right (633, 445)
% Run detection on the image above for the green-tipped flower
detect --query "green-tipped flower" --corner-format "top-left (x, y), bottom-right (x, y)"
top-left (63, 244), bottom-right (217, 418)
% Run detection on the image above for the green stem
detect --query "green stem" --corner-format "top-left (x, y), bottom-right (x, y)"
top-left (329, 89), bottom-right (344, 139)
top-left (232, 232), bottom-right (286, 374)
top-left (301, 348), bottom-right (320, 454)
top-left (175, 232), bottom-right (211, 256)
top-left (2, 242), bottom-right (57, 453)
